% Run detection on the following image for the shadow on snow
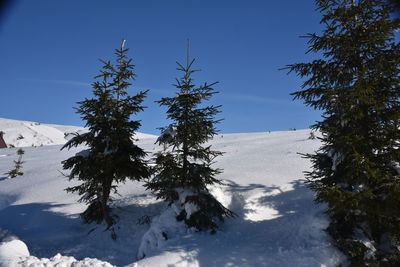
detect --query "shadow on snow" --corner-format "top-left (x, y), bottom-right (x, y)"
top-left (0, 199), bottom-right (164, 266)
top-left (156, 180), bottom-right (335, 267)
top-left (0, 181), bottom-right (337, 266)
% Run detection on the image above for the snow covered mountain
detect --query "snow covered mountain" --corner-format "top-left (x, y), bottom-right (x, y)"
top-left (0, 120), bottom-right (344, 266)
top-left (0, 118), bottom-right (156, 148)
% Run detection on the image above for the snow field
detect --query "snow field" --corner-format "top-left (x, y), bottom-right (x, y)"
top-left (0, 124), bottom-right (344, 266)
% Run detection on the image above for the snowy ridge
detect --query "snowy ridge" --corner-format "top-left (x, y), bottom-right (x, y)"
top-left (0, 124), bottom-right (344, 266)
top-left (0, 118), bottom-right (156, 148)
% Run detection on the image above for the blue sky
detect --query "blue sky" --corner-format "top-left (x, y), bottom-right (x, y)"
top-left (0, 0), bottom-right (323, 134)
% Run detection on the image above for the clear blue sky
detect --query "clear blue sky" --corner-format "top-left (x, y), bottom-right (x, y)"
top-left (0, 0), bottom-right (323, 134)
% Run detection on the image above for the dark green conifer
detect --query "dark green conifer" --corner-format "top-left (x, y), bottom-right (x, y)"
top-left (287, 0), bottom-right (400, 264)
top-left (5, 148), bottom-right (24, 178)
top-left (61, 40), bottom-right (150, 233)
top-left (146, 48), bottom-right (234, 233)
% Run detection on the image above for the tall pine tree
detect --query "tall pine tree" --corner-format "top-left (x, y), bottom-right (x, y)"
top-left (146, 48), bottom-right (234, 233)
top-left (288, 0), bottom-right (400, 264)
top-left (61, 40), bottom-right (150, 232)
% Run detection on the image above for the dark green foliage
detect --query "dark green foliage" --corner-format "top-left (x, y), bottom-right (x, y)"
top-left (308, 131), bottom-right (316, 140)
top-left (81, 200), bottom-right (107, 224)
top-left (146, 56), bottom-right (234, 232)
top-left (287, 0), bottom-right (400, 264)
top-left (181, 192), bottom-right (233, 232)
top-left (61, 41), bottom-right (150, 230)
top-left (5, 148), bottom-right (24, 178)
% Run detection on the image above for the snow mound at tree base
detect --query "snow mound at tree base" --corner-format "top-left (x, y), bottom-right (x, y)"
top-left (137, 184), bottom-right (235, 260)
top-left (137, 206), bottom-right (187, 260)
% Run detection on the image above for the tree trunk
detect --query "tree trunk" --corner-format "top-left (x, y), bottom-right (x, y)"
top-left (101, 178), bottom-right (114, 227)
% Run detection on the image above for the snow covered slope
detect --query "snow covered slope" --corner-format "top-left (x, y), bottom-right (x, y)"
top-left (0, 127), bottom-right (344, 266)
top-left (0, 118), bottom-right (156, 147)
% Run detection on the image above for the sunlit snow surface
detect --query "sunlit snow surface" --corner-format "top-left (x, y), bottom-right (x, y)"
top-left (0, 119), bottom-right (344, 266)
top-left (243, 189), bottom-right (282, 221)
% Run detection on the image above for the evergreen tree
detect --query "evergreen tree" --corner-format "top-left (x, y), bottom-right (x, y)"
top-left (146, 52), bottom-right (234, 233)
top-left (61, 40), bottom-right (150, 233)
top-left (5, 148), bottom-right (24, 178)
top-left (287, 0), bottom-right (400, 264)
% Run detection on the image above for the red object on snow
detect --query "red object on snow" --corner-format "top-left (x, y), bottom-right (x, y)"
top-left (0, 131), bottom-right (7, 148)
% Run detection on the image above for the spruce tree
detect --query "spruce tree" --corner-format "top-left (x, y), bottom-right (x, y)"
top-left (287, 0), bottom-right (400, 264)
top-left (146, 51), bottom-right (234, 233)
top-left (61, 40), bottom-right (150, 232)
top-left (5, 148), bottom-right (24, 178)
